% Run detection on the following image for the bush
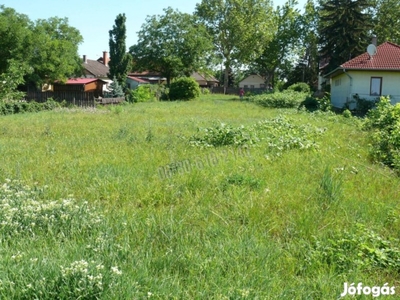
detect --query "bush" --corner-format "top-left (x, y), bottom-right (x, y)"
top-left (248, 91), bottom-right (307, 109)
top-left (0, 99), bottom-right (60, 116)
top-left (287, 82), bottom-right (310, 93)
top-left (363, 96), bottom-right (400, 171)
top-left (127, 85), bottom-right (153, 103)
top-left (342, 109), bottom-right (352, 118)
top-left (169, 77), bottom-right (200, 101)
top-left (300, 94), bottom-right (332, 112)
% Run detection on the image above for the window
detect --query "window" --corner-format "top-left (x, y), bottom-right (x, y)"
top-left (370, 77), bottom-right (382, 96)
top-left (244, 85), bottom-right (248, 88)
top-left (335, 79), bottom-right (341, 86)
top-left (250, 85), bottom-right (255, 89)
top-left (260, 84), bottom-right (266, 88)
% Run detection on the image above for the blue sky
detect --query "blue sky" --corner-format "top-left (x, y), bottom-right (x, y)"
top-left (1, 0), bottom-right (307, 60)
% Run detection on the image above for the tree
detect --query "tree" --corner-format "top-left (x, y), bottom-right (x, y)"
top-left (195, 0), bottom-right (274, 90)
top-left (318, 0), bottom-right (372, 75)
top-left (29, 17), bottom-right (83, 85)
top-left (0, 6), bottom-right (33, 74)
top-left (0, 6), bottom-right (83, 88)
top-left (130, 8), bottom-right (212, 86)
top-left (252, 0), bottom-right (302, 87)
top-left (109, 13), bottom-right (132, 87)
top-left (372, 0), bottom-right (400, 45)
top-left (285, 0), bottom-right (320, 88)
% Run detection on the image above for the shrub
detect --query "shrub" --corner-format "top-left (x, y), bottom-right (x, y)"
top-left (287, 82), bottom-right (310, 93)
top-left (353, 93), bottom-right (378, 114)
top-left (342, 109), bottom-right (352, 118)
top-left (169, 77), bottom-right (200, 101)
top-left (127, 85), bottom-right (153, 103)
top-left (363, 96), bottom-right (400, 171)
top-left (248, 91), bottom-right (307, 109)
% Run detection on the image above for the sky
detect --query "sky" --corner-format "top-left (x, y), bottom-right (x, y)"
top-left (1, 0), bottom-right (307, 60)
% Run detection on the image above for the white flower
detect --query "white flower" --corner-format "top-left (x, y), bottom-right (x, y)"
top-left (111, 266), bottom-right (122, 275)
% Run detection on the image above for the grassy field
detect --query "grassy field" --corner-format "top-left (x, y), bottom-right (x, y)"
top-left (0, 94), bottom-right (399, 299)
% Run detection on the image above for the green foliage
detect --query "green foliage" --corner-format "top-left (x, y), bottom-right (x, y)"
top-left (190, 116), bottom-right (324, 153)
top-left (29, 17), bottom-right (83, 85)
top-left (287, 82), bottom-right (310, 93)
top-left (0, 59), bottom-right (28, 101)
top-left (0, 6), bottom-right (83, 87)
top-left (0, 179), bottom-right (123, 299)
top-left (352, 93), bottom-right (378, 114)
top-left (248, 90), bottom-right (307, 108)
top-left (108, 14), bottom-right (132, 87)
top-left (363, 96), bottom-right (400, 170)
top-left (169, 77), bottom-right (200, 101)
top-left (342, 109), bottom-right (352, 118)
top-left (252, 1), bottom-right (303, 88)
top-left (196, 0), bottom-right (274, 88)
top-left (306, 224), bottom-right (400, 272)
top-left (318, 0), bottom-right (372, 75)
top-left (106, 77), bottom-right (125, 98)
top-left (373, 0), bottom-right (400, 45)
top-left (300, 94), bottom-right (332, 112)
top-left (130, 8), bottom-right (212, 86)
top-left (0, 99), bottom-right (60, 116)
top-left (127, 85), bottom-right (153, 103)
top-left (318, 167), bottom-right (342, 210)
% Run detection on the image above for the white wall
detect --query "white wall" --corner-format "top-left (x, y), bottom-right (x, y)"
top-left (331, 70), bottom-right (400, 108)
top-left (239, 75), bottom-right (265, 88)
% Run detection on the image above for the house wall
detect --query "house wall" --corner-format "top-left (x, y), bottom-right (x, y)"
top-left (330, 73), bottom-right (352, 108)
top-left (126, 77), bottom-right (149, 89)
top-left (331, 70), bottom-right (400, 108)
top-left (239, 75), bottom-right (265, 88)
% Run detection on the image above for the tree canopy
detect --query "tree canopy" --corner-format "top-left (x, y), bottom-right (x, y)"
top-left (0, 5), bottom-right (83, 87)
top-left (252, 0), bottom-right (302, 87)
top-left (109, 13), bottom-right (132, 87)
top-left (195, 0), bottom-right (274, 89)
top-left (129, 7), bottom-right (212, 86)
top-left (318, 0), bottom-right (372, 75)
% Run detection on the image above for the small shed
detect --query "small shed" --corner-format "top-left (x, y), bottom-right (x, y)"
top-left (53, 78), bottom-right (106, 94)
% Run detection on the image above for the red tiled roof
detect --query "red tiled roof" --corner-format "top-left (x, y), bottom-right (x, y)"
top-left (66, 78), bottom-right (99, 85)
top-left (341, 42), bottom-right (400, 70)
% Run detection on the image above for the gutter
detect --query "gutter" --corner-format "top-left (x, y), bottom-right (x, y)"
top-left (343, 69), bottom-right (353, 104)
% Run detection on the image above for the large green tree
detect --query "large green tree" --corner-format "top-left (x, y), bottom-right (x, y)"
top-left (252, 0), bottom-right (302, 87)
top-left (29, 17), bottom-right (83, 85)
top-left (0, 6), bottom-right (83, 87)
top-left (0, 6), bottom-right (33, 74)
top-left (130, 8), bottom-right (212, 86)
top-left (318, 0), bottom-right (372, 75)
top-left (285, 0), bottom-right (320, 88)
top-left (109, 13), bottom-right (132, 87)
top-left (195, 0), bottom-right (273, 90)
top-left (372, 0), bottom-right (400, 45)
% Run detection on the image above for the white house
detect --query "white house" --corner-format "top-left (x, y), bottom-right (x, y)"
top-left (324, 42), bottom-right (400, 108)
top-left (239, 74), bottom-right (266, 89)
top-left (126, 76), bottom-right (150, 89)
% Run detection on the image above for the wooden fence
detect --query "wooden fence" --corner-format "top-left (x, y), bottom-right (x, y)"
top-left (25, 91), bottom-right (124, 107)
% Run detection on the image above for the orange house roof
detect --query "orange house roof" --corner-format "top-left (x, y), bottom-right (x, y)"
top-left (326, 42), bottom-right (400, 78)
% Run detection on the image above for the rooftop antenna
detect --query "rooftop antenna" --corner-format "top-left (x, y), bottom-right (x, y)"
top-left (367, 44), bottom-right (377, 59)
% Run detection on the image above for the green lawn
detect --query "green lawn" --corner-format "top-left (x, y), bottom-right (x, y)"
top-left (0, 94), bottom-right (399, 299)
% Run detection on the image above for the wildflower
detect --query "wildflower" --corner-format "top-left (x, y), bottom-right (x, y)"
top-left (111, 266), bottom-right (122, 275)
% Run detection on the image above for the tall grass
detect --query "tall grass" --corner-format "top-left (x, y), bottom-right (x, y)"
top-left (0, 94), bottom-right (399, 298)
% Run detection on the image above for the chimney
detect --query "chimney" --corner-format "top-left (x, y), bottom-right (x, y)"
top-left (103, 51), bottom-right (108, 67)
top-left (372, 35), bottom-right (377, 46)
top-left (83, 55), bottom-right (87, 63)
